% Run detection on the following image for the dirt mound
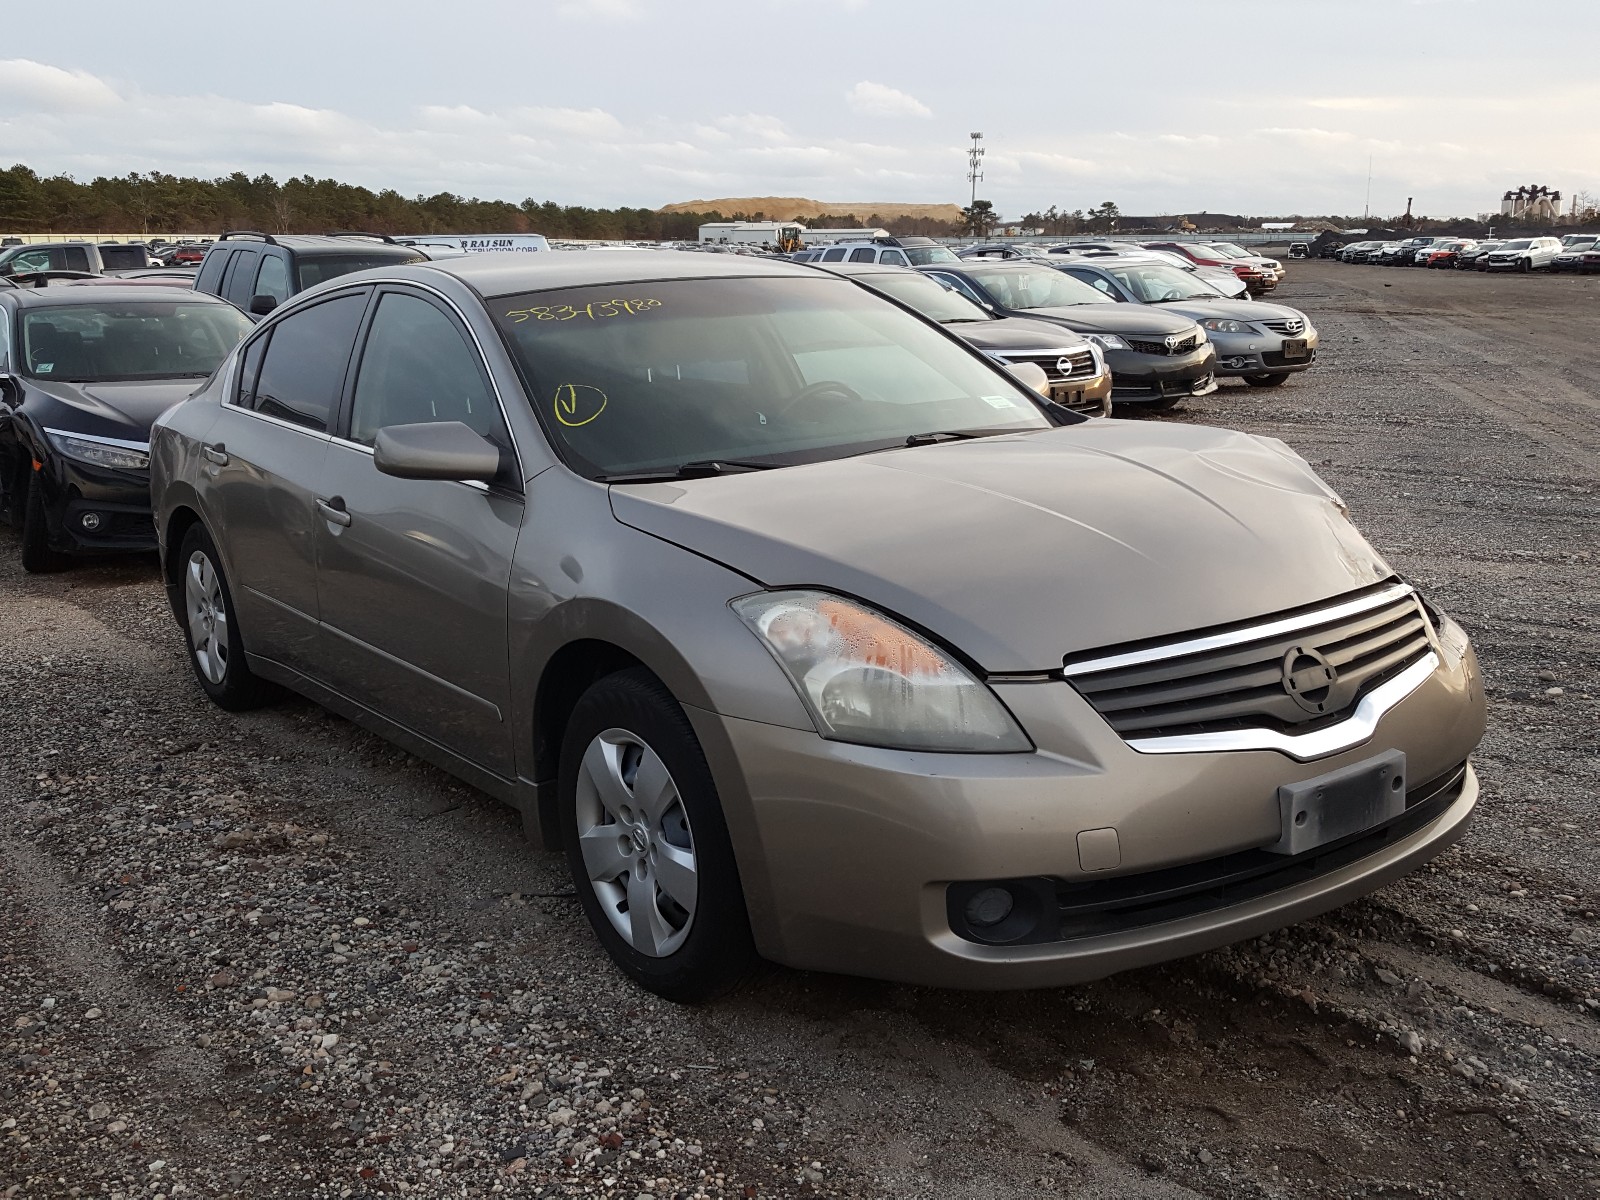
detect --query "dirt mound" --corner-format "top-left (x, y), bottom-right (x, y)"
top-left (659, 196), bottom-right (963, 223)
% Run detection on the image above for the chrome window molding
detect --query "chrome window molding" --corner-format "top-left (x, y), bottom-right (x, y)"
top-left (44, 427), bottom-right (150, 452)
top-left (1062, 582), bottom-right (1416, 678)
top-left (229, 404), bottom-right (332, 441)
top-left (1126, 652), bottom-right (1439, 763)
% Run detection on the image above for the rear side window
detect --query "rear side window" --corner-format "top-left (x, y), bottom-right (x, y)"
top-left (820, 249), bottom-right (847, 263)
top-left (195, 248), bottom-right (232, 293)
top-left (223, 249), bottom-right (259, 307)
top-left (849, 247), bottom-right (875, 263)
top-left (100, 246), bottom-right (145, 270)
top-left (295, 252), bottom-right (425, 291)
top-left (246, 292), bottom-right (366, 432)
top-left (61, 246), bottom-right (91, 272)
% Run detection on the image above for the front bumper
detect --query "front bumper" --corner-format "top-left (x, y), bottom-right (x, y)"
top-left (1105, 346), bottom-right (1218, 402)
top-left (1209, 328), bottom-right (1319, 376)
top-left (36, 458), bottom-right (157, 554)
top-left (692, 628), bottom-right (1484, 989)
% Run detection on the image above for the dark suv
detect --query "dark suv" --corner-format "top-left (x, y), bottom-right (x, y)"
top-left (194, 232), bottom-right (424, 319)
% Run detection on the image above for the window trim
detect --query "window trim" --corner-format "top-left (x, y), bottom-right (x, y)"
top-left (229, 285), bottom-right (372, 436)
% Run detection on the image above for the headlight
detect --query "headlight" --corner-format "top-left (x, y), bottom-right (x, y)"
top-left (45, 431), bottom-right (149, 470)
top-left (1200, 318), bottom-right (1257, 334)
top-left (1086, 341), bottom-right (1106, 372)
top-left (733, 591), bottom-right (1031, 753)
top-left (1082, 333), bottom-right (1130, 352)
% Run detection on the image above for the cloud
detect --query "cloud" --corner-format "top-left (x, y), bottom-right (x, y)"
top-left (845, 81), bottom-right (932, 119)
top-left (555, 0), bottom-right (641, 19)
top-left (0, 58), bottom-right (120, 111)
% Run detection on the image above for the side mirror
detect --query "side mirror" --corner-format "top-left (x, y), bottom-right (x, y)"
top-left (1004, 360), bottom-right (1051, 397)
top-left (373, 421), bottom-right (502, 483)
top-left (249, 294), bottom-right (278, 316)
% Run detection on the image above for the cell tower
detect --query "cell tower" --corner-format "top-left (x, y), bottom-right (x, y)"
top-left (967, 132), bottom-right (985, 209)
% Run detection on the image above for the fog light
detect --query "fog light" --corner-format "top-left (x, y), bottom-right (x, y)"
top-left (80, 512), bottom-right (102, 531)
top-left (964, 887), bottom-right (1014, 928)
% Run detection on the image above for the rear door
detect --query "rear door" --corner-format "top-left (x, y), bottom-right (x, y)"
top-left (200, 288), bottom-right (369, 675)
top-left (222, 248), bottom-right (261, 310)
top-left (312, 285), bottom-right (522, 775)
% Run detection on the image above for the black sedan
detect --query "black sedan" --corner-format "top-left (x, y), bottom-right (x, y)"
top-left (918, 261), bottom-right (1216, 409)
top-left (0, 286), bottom-right (252, 571)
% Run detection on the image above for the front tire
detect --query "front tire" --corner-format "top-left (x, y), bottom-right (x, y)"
top-left (19, 470), bottom-right (66, 574)
top-left (177, 523), bottom-right (276, 710)
top-left (1244, 372), bottom-right (1291, 388)
top-left (558, 668), bottom-right (757, 1003)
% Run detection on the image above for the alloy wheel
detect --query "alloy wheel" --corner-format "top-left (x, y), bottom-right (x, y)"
top-left (574, 728), bottom-right (698, 958)
top-left (185, 549), bottom-right (230, 685)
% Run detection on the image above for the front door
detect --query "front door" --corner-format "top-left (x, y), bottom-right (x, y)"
top-left (313, 286), bottom-right (521, 777)
top-left (202, 289), bottom-right (367, 675)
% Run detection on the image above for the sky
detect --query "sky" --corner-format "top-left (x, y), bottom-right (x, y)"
top-left (3, 0), bottom-right (1599, 220)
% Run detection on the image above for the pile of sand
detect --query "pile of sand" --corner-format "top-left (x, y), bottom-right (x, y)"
top-left (659, 196), bottom-right (963, 223)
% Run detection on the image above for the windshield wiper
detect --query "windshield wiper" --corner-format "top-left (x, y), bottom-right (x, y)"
top-left (596, 459), bottom-right (782, 484)
top-left (903, 429), bottom-right (998, 447)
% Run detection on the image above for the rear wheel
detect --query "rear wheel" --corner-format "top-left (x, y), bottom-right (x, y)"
top-left (1244, 372), bottom-right (1291, 388)
top-left (559, 668), bottom-right (757, 1003)
top-left (19, 470), bottom-right (67, 574)
top-left (177, 523), bottom-right (277, 710)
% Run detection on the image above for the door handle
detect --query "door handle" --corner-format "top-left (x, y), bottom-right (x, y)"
top-left (202, 442), bottom-right (229, 465)
top-left (316, 496), bottom-right (352, 527)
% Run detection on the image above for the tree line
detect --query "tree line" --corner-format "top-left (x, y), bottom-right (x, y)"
top-left (0, 164), bottom-right (728, 241)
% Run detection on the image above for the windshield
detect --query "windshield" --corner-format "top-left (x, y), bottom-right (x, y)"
top-left (862, 272), bottom-right (992, 323)
top-left (1102, 262), bottom-right (1218, 302)
top-left (1207, 243), bottom-right (1250, 258)
top-left (20, 301), bottom-right (253, 382)
top-left (1498, 240), bottom-right (1531, 251)
top-left (963, 266), bottom-right (1111, 310)
top-left (902, 245), bottom-right (960, 265)
top-left (295, 251), bottom-right (425, 291)
top-left (492, 277), bottom-right (1050, 479)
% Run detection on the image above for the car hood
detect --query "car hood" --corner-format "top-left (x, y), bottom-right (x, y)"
top-left (1147, 298), bottom-right (1304, 324)
top-left (944, 316), bottom-right (1092, 355)
top-left (610, 422), bottom-right (1391, 672)
top-left (1003, 304), bottom-right (1199, 337)
top-left (23, 378), bottom-right (202, 440)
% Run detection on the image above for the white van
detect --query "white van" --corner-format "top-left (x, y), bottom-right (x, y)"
top-left (394, 234), bottom-right (550, 254)
top-left (1482, 236), bottom-right (1563, 272)
top-left (792, 236), bottom-right (960, 267)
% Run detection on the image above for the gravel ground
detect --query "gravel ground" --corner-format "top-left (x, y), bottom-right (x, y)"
top-left (2, 260), bottom-right (1597, 1199)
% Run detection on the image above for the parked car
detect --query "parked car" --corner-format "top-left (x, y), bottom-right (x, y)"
top-left (0, 285), bottom-right (252, 571)
top-left (1205, 242), bottom-right (1286, 282)
top-left (1482, 237), bottom-right (1563, 272)
top-left (194, 231), bottom-right (424, 319)
top-left (1055, 257), bottom-right (1317, 387)
top-left (67, 269), bottom-right (198, 288)
top-left (1390, 236), bottom-right (1444, 266)
top-left (1372, 242), bottom-right (1409, 265)
top-left (1050, 245), bottom-right (1251, 299)
top-left (1287, 242), bottom-right (1310, 259)
top-left (1423, 241), bottom-right (1474, 269)
top-left (1456, 241), bottom-right (1501, 270)
top-left (1550, 235), bottom-right (1598, 272)
top-left (919, 260), bottom-right (1217, 408)
top-left (1338, 241), bottom-right (1381, 263)
top-left (1578, 245), bottom-right (1600, 274)
top-left (1141, 243), bottom-right (1277, 293)
top-left (0, 241), bottom-right (153, 277)
top-left (159, 244), bottom-right (209, 266)
top-left (147, 249), bottom-right (1486, 999)
top-left (794, 237), bottom-right (961, 267)
top-left (812, 261), bottom-right (1112, 414)
top-left (957, 243), bottom-right (1051, 261)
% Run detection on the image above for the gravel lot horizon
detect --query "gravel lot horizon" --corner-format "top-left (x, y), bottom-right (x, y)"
top-left (2, 261), bottom-right (1597, 1198)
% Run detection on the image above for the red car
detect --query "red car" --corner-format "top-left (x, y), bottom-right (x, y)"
top-left (1424, 240), bottom-right (1474, 268)
top-left (1141, 242), bottom-right (1278, 294)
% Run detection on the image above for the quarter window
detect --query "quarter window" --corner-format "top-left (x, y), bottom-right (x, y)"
top-left (247, 292), bottom-right (366, 432)
top-left (849, 248), bottom-right (876, 263)
top-left (348, 291), bottom-right (507, 449)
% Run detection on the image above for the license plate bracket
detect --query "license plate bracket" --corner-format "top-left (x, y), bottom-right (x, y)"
top-left (1267, 749), bottom-right (1407, 856)
top-left (1282, 338), bottom-right (1309, 359)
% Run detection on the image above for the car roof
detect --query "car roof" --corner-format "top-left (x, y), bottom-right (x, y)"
top-left (924, 259), bottom-right (1052, 275)
top-left (407, 248), bottom-right (817, 297)
top-left (1, 284), bottom-right (233, 308)
top-left (806, 261), bottom-right (919, 278)
top-left (209, 234), bottom-right (423, 258)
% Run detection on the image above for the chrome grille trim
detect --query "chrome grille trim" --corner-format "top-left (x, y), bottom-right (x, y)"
top-left (1062, 582), bottom-right (1415, 677)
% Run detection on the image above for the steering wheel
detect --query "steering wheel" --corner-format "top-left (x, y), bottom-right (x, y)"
top-left (1155, 286), bottom-right (1184, 301)
top-left (774, 379), bottom-right (865, 421)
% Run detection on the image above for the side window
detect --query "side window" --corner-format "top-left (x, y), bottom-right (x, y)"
top-left (249, 292), bottom-right (366, 432)
top-left (931, 272), bottom-right (986, 306)
top-left (195, 248), bottom-right (231, 293)
top-left (880, 250), bottom-right (909, 267)
top-left (224, 249), bottom-right (260, 307)
top-left (820, 248), bottom-right (846, 262)
top-left (252, 253), bottom-right (291, 306)
top-left (215, 250), bottom-right (245, 301)
top-left (0, 313), bottom-right (10, 371)
top-left (848, 247), bottom-right (875, 263)
top-left (234, 332), bottom-right (270, 409)
top-left (10, 249), bottom-right (53, 273)
top-left (348, 291), bottom-right (508, 449)
top-left (61, 246), bottom-right (91, 272)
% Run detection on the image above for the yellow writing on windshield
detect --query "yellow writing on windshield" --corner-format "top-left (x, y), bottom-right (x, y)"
top-left (553, 383), bottom-right (608, 427)
top-left (507, 299), bottom-right (662, 324)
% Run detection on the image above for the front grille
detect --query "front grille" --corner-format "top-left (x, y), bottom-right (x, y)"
top-left (1126, 334), bottom-right (1199, 356)
top-left (1065, 585), bottom-right (1433, 741)
top-left (1006, 348), bottom-right (1097, 383)
top-left (946, 761), bottom-right (1470, 945)
top-left (1260, 318), bottom-right (1305, 336)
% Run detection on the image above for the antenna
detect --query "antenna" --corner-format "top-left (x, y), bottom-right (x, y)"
top-left (1364, 155), bottom-right (1372, 220)
top-left (967, 132), bottom-right (985, 210)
